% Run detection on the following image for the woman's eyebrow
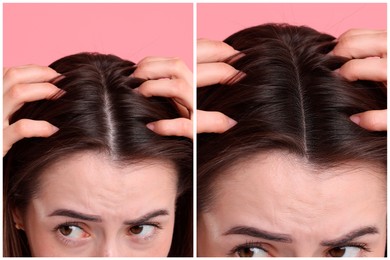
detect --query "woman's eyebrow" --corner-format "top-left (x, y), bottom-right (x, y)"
top-left (48, 209), bottom-right (170, 224)
top-left (223, 226), bottom-right (292, 243)
top-left (320, 226), bottom-right (379, 247)
top-left (123, 209), bottom-right (169, 225)
top-left (48, 209), bottom-right (102, 222)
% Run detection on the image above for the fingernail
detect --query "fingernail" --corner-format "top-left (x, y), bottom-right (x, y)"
top-left (328, 51), bottom-right (334, 56)
top-left (58, 89), bottom-right (66, 95)
top-left (226, 71), bottom-right (246, 85)
top-left (52, 126), bottom-right (60, 132)
top-left (146, 122), bottom-right (155, 131)
top-left (350, 115), bottom-right (360, 125)
top-left (52, 74), bottom-right (66, 85)
top-left (227, 117), bottom-right (237, 128)
top-left (133, 88), bottom-right (140, 93)
top-left (229, 52), bottom-right (245, 63)
top-left (334, 69), bottom-right (340, 74)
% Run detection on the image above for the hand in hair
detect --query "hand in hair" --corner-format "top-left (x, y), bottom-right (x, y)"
top-left (333, 29), bottom-right (387, 131)
top-left (197, 39), bottom-right (239, 133)
top-left (3, 65), bottom-right (61, 156)
top-left (133, 57), bottom-right (194, 139)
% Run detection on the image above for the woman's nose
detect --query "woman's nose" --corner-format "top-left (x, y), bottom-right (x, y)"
top-left (100, 248), bottom-right (122, 257)
top-left (97, 239), bottom-right (124, 257)
top-left (101, 249), bottom-right (119, 257)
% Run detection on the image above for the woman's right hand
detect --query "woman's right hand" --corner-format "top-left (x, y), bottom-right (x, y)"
top-left (197, 39), bottom-right (241, 133)
top-left (3, 65), bottom-right (61, 156)
top-left (332, 29), bottom-right (387, 131)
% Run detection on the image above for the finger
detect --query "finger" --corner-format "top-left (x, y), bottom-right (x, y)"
top-left (197, 39), bottom-right (239, 63)
top-left (3, 67), bottom-right (10, 76)
top-left (3, 119), bottom-right (59, 156)
top-left (332, 31), bottom-right (387, 58)
top-left (133, 58), bottom-right (192, 83)
top-left (197, 110), bottom-right (237, 134)
top-left (338, 57), bottom-right (387, 82)
top-left (338, 29), bottom-right (386, 39)
top-left (3, 65), bottom-right (61, 92)
top-left (136, 78), bottom-right (193, 109)
top-left (197, 62), bottom-right (241, 87)
top-left (4, 83), bottom-right (63, 122)
top-left (350, 109), bottom-right (387, 131)
top-left (175, 102), bottom-right (191, 119)
top-left (137, 56), bottom-right (176, 65)
top-left (146, 118), bottom-right (193, 139)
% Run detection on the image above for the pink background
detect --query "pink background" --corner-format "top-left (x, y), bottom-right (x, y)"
top-left (198, 3), bottom-right (386, 40)
top-left (4, 3), bottom-right (193, 68)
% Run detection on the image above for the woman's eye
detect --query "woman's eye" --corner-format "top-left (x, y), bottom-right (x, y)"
top-left (129, 225), bottom-right (155, 238)
top-left (58, 225), bottom-right (89, 239)
top-left (327, 246), bottom-right (361, 257)
top-left (235, 247), bottom-right (269, 257)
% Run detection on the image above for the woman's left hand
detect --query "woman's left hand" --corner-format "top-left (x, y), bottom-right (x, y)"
top-left (132, 57), bottom-right (193, 139)
top-left (333, 29), bottom-right (387, 131)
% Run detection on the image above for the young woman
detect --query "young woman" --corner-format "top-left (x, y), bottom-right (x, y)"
top-left (3, 53), bottom-right (193, 256)
top-left (197, 24), bottom-right (387, 257)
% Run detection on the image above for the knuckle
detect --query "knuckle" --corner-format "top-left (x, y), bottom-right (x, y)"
top-left (337, 36), bottom-right (353, 50)
top-left (5, 67), bottom-right (21, 81)
top-left (340, 29), bottom-right (358, 39)
top-left (170, 58), bottom-right (186, 73)
top-left (133, 63), bottom-right (149, 78)
top-left (135, 62), bottom-right (148, 72)
top-left (8, 84), bottom-right (26, 100)
top-left (137, 56), bottom-right (155, 65)
top-left (14, 119), bottom-right (31, 136)
top-left (172, 79), bottom-right (185, 96)
top-left (138, 81), bottom-right (153, 96)
top-left (339, 61), bottom-right (357, 80)
top-left (335, 33), bottom-right (358, 55)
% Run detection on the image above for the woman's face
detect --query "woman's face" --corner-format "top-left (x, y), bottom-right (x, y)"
top-left (14, 152), bottom-right (178, 256)
top-left (198, 151), bottom-right (386, 257)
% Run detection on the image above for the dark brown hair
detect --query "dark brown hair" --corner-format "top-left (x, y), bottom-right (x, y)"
top-left (4, 53), bottom-right (193, 256)
top-left (198, 24), bottom-right (386, 212)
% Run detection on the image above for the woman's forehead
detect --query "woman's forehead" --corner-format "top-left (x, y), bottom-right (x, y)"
top-left (34, 152), bottom-right (178, 212)
top-left (212, 151), bottom-right (385, 217)
top-left (203, 151), bottom-right (386, 241)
